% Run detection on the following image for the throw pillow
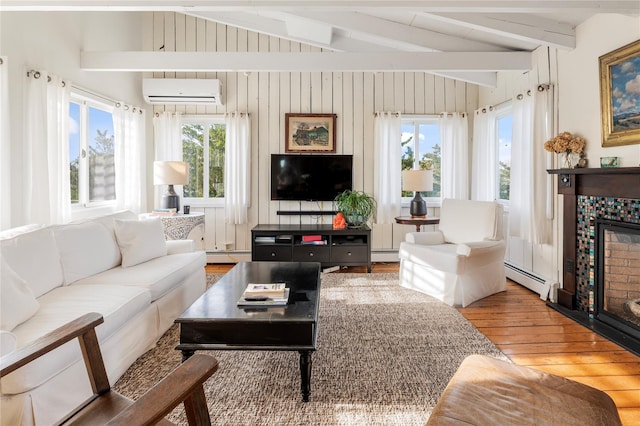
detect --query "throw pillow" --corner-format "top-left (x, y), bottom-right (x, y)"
top-left (1, 258), bottom-right (40, 331)
top-left (0, 330), bottom-right (17, 356)
top-left (114, 218), bottom-right (167, 268)
top-left (53, 221), bottom-right (122, 285)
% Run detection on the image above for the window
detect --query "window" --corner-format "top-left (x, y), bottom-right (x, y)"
top-left (401, 118), bottom-right (440, 198)
top-left (182, 116), bottom-right (226, 204)
top-left (69, 94), bottom-right (116, 207)
top-left (496, 107), bottom-right (512, 201)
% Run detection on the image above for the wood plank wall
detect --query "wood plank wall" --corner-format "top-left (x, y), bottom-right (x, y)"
top-left (143, 12), bottom-right (479, 257)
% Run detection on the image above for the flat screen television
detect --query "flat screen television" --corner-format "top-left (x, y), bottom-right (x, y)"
top-left (271, 154), bottom-right (353, 201)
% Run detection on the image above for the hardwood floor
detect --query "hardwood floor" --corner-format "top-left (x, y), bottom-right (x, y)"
top-left (205, 262), bottom-right (640, 425)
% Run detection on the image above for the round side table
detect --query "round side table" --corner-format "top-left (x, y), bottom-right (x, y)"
top-left (394, 216), bottom-right (440, 232)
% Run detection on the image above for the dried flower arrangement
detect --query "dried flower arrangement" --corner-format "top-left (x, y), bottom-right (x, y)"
top-left (544, 131), bottom-right (586, 169)
top-left (543, 131), bottom-right (586, 154)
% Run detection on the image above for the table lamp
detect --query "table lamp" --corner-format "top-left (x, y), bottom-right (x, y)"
top-left (154, 161), bottom-right (189, 211)
top-left (402, 169), bottom-right (433, 217)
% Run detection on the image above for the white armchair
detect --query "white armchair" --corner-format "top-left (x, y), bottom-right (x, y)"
top-left (398, 198), bottom-right (506, 307)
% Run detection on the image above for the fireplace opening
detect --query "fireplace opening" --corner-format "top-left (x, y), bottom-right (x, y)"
top-left (595, 219), bottom-right (640, 343)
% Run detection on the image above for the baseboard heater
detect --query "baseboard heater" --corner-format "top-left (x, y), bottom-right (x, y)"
top-left (504, 262), bottom-right (557, 302)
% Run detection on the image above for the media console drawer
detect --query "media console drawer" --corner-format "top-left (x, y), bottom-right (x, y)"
top-left (331, 245), bottom-right (368, 263)
top-left (292, 245), bottom-right (331, 263)
top-left (253, 245), bottom-right (292, 261)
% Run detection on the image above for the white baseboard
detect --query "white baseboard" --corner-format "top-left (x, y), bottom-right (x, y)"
top-left (206, 251), bottom-right (251, 263)
top-left (504, 262), bottom-right (556, 301)
top-left (372, 251), bottom-right (400, 263)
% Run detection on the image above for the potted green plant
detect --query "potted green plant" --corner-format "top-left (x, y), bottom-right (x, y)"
top-left (333, 190), bottom-right (376, 228)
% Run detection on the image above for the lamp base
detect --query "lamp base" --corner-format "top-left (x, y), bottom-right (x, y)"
top-left (410, 192), bottom-right (427, 218)
top-left (160, 184), bottom-right (181, 211)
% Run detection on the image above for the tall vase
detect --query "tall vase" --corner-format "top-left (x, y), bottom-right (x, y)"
top-left (561, 151), bottom-right (576, 169)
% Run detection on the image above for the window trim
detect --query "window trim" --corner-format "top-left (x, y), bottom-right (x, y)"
top-left (181, 115), bottom-right (226, 208)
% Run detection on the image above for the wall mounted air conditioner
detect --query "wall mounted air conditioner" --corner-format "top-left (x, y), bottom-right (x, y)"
top-left (142, 78), bottom-right (223, 105)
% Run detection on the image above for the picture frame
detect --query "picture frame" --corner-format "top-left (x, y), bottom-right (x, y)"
top-left (599, 38), bottom-right (640, 147)
top-left (285, 113), bottom-right (337, 153)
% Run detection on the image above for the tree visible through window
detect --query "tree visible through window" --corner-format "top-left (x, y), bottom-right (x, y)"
top-left (401, 119), bottom-right (440, 198)
top-left (69, 97), bottom-right (116, 206)
top-left (182, 117), bottom-right (225, 201)
top-left (497, 112), bottom-right (512, 201)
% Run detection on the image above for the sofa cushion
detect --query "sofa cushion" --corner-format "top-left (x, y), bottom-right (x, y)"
top-left (0, 224), bottom-right (43, 240)
top-left (73, 251), bottom-right (206, 302)
top-left (1, 284), bottom-right (151, 394)
top-left (0, 330), bottom-right (17, 356)
top-left (53, 221), bottom-right (122, 285)
top-left (0, 227), bottom-right (64, 298)
top-left (88, 210), bottom-right (137, 234)
top-left (0, 259), bottom-right (40, 331)
top-left (114, 218), bottom-right (167, 268)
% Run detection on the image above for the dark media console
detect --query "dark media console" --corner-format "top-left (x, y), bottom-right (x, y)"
top-left (252, 224), bottom-right (371, 273)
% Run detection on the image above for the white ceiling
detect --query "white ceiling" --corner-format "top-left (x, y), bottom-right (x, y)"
top-left (3, 1), bottom-right (639, 87)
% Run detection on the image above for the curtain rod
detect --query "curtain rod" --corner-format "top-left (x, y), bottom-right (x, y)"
top-left (154, 111), bottom-right (250, 117)
top-left (72, 84), bottom-right (143, 114)
top-left (374, 112), bottom-right (467, 118)
top-left (26, 69), bottom-right (67, 87)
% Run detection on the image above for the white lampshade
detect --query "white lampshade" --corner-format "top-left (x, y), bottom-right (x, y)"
top-left (402, 169), bottom-right (433, 192)
top-left (153, 161), bottom-right (189, 185)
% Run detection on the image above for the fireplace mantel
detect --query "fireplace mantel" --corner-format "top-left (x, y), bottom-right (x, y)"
top-left (547, 167), bottom-right (640, 308)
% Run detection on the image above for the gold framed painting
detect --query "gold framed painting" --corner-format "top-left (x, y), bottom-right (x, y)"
top-left (599, 38), bottom-right (640, 147)
top-left (285, 113), bottom-right (337, 153)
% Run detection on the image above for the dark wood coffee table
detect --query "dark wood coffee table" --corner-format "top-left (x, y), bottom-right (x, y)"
top-left (175, 261), bottom-right (321, 402)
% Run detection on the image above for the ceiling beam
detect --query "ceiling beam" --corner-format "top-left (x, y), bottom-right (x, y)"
top-left (80, 51), bottom-right (531, 73)
top-left (188, 10), bottom-right (503, 85)
top-left (3, 1), bottom-right (640, 13)
top-left (425, 13), bottom-right (576, 49)
top-left (281, 11), bottom-right (507, 52)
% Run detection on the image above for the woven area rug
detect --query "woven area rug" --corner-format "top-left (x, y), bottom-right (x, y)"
top-left (114, 272), bottom-right (507, 425)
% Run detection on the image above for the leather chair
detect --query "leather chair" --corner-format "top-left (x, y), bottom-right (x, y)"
top-left (0, 313), bottom-right (218, 425)
top-left (398, 198), bottom-right (506, 307)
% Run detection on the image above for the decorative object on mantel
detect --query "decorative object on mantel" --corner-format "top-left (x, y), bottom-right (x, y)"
top-left (543, 131), bottom-right (586, 169)
top-left (577, 153), bottom-right (588, 168)
top-left (600, 156), bottom-right (620, 168)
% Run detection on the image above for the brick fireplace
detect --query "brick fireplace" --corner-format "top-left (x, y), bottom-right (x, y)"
top-left (548, 167), bottom-right (640, 355)
top-left (596, 220), bottom-right (640, 339)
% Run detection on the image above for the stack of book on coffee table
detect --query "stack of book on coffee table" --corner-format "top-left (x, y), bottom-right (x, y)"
top-left (237, 282), bottom-right (290, 306)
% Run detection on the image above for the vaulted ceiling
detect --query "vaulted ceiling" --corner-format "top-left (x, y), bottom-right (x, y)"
top-left (3, 1), bottom-right (639, 87)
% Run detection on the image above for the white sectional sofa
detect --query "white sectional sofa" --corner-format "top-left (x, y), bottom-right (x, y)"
top-left (0, 211), bottom-right (207, 425)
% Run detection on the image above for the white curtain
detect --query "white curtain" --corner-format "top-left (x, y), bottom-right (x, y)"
top-left (471, 106), bottom-right (497, 201)
top-left (509, 86), bottom-right (554, 244)
top-left (23, 70), bottom-right (71, 225)
top-left (440, 112), bottom-right (469, 200)
top-left (153, 112), bottom-right (182, 208)
top-left (224, 112), bottom-right (251, 224)
top-left (373, 112), bottom-right (401, 224)
top-left (0, 57), bottom-right (10, 230)
top-left (114, 105), bottom-right (146, 214)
